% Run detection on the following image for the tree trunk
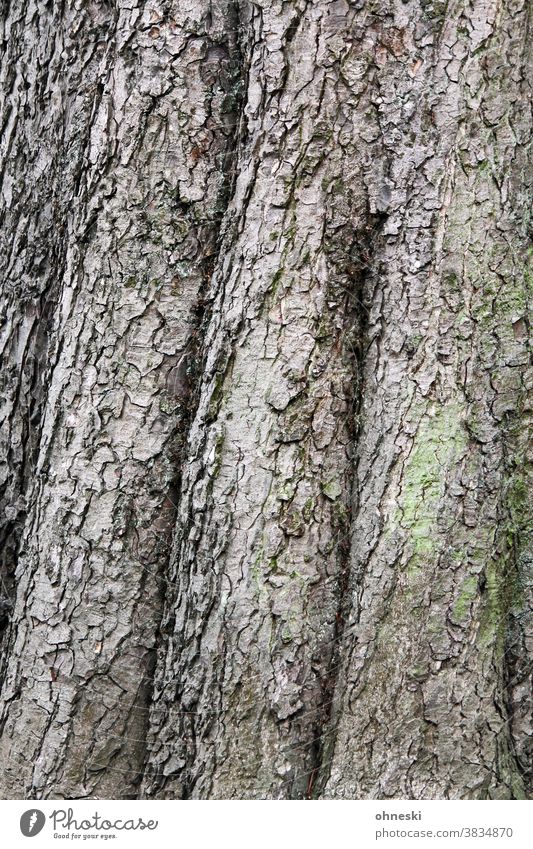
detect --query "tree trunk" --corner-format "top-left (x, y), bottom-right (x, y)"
top-left (320, 0), bottom-right (533, 800)
top-left (0, 0), bottom-right (241, 798)
top-left (0, 0), bottom-right (531, 800)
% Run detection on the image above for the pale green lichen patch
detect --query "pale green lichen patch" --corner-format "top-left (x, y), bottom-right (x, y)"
top-left (321, 478), bottom-right (342, 501)
top-left (250, 545), bottom-right (269, 602)
top-left (524, 247), bottom-right (533, 296)
top-left (479, 458), bottom-right (533, 653)
top-left (477, 559), bottom-right (503, 649)
top-left (450, 574), bottom-right (478, 624)
top-left (398, 401), bottom-right (467, 573)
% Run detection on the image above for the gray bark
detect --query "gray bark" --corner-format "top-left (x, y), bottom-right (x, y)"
top-left (320, 0), bottom-right (533, 800)
top-left (0, 0), bottom-right (240, 798)
top-left (0, 0), bottom-right (531, 801)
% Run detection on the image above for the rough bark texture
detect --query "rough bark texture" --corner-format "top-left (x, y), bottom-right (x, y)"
top-left (142, 0), bottom-right (374, 800)
top-left (0, 0), bottom-right (531, 800)
top-left (0, 0), bottom-right (240, 798)
top-left (320, 0), bottom-right (533, 800)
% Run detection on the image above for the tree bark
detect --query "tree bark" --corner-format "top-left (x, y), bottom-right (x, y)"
top-left (0, 0), bottom-right (531, 801)
top-left (142, 0), bottom-right (373, 800)
top-left (320, 0), bottom-right (533, 800)
top-left (0, 0), bottom-right (240, 798)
